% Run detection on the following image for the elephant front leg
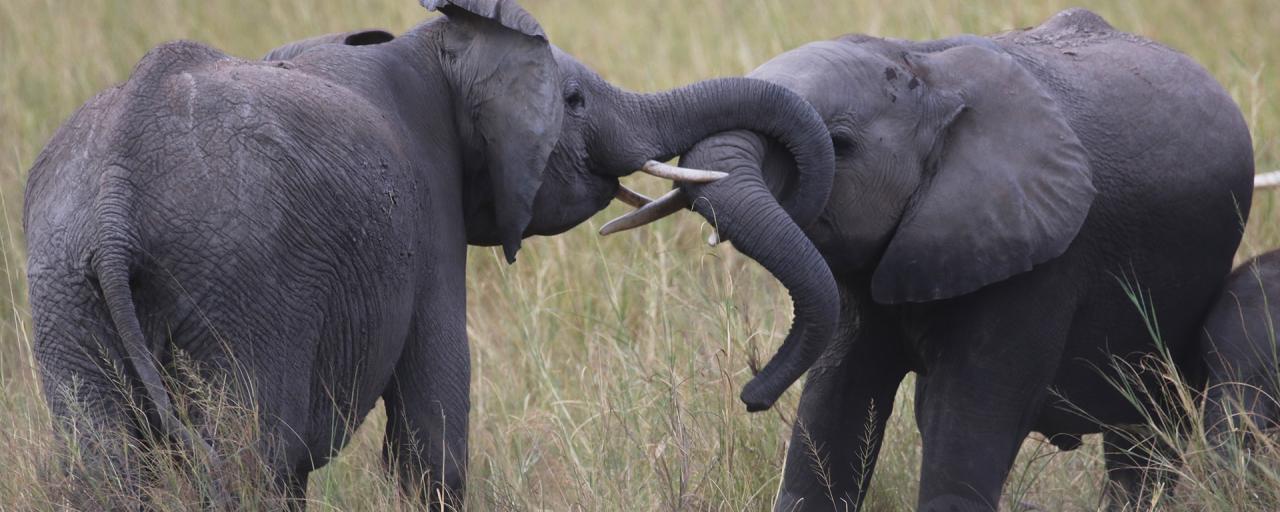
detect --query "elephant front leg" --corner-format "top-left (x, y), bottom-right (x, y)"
top-left (381, 313), bottom-right (470, 508)
top-left (776, 285), bottom-right (910, 512)
top-left (913, 286), bottom-right (1075, 511)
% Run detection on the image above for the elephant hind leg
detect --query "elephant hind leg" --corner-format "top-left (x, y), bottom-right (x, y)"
top-left (41, 365), bottom-right (152, 508)
top-left (277, 469), bottom-right (309, 510)
top-left (30, 275), bottom-right (153, 507)
top-left (1102, 429), bottom-right (1180, 510)
top-left (380, 315), bottom-right (470, 508)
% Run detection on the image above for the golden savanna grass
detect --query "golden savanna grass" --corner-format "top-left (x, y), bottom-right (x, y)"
top-left (1, 0), bottom-right (1278, 510)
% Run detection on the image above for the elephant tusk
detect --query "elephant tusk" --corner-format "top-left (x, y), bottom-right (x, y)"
top-left (599, 189), bottom-right (691, 235)
top-left (1256, 171), bottom-right (1280, 189)
top-left (613, 184), bottom-right (653, 208)
top-left (640, 160), bottom-right (729, 183)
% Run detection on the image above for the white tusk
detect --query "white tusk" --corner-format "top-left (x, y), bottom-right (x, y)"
top-left (640, 160), bottom-right (728, 183)
top-left (599, 189), bottom-right (691, 236)
top-left (613, 184), bottom-right (653, 208)
top-left (1256, 171), bottom-right (1280, 189)
top-left (707, 230), bottom-right (721, 246)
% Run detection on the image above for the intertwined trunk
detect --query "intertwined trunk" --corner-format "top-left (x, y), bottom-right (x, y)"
top-left (680, 131), bottom-right (839, 411)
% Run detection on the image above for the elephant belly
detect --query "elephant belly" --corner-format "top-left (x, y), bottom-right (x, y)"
top-left (1035, 182), bottom-right (1246, 434)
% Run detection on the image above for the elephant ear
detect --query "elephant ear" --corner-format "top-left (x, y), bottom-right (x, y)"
top-left (422, 0), bottom-right (545, 40)
top-left (870, 45), bottom-right (1094, 304)
top-left (426, 0), bottom-right (560, 263)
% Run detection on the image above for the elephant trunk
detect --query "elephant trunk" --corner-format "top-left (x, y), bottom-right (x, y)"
top-left (680, 135), bottom-right (839, 411)
top-left (593, 77), bottom-right (838, 411)
top-left (599, 77), bottom-right (834, 229)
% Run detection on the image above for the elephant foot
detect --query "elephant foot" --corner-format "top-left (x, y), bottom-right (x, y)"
top-left (1016, 500), bottom-right (1047, 512)
top-left (773, 491), bottom-right (803, 512)
top-left (919, 494), bottom-right (999, 512)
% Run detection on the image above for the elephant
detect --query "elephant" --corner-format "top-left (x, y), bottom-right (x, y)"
top-left (1200, 248), bottom-right (1280, 449)
top-left (23, 0), bottom-right (839, 506)
top-left (602, 8), bottom-right (1254, 511)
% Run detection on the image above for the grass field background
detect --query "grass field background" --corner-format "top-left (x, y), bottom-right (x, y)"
top-left (1, 0), bottom-right (1278, 510)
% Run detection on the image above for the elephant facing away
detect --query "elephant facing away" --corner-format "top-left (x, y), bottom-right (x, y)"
top-left (23, 0), bottom-right (839, 506)
top-left (604, 8), bottom-right (1253, 511)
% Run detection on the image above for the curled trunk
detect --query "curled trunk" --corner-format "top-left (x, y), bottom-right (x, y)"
top-left (591, 73), bottom-right (838, 410)
top-left (681, 133), bottom-right (839, 411)
top-left (600, 78), bottom-right (833, 229)
top-left (595, 78), bottom-right (840, 411)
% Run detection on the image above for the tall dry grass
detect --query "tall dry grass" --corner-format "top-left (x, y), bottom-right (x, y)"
top-left (1, 0), bottom-right (1278, 510)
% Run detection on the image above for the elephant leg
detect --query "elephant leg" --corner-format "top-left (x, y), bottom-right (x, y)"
top-left (30, 312), bottom-right (160, 506)
top-left (1102, 429), bottom-right (1179, 510)
top-left (41, 357), bottom-right (148, 504)
top-left (30, 275), bottom-right (151, 507)
top-left (913, 286), bottom-right (1075, 511)
top-left (278, 468), bottom-right (309, 510)
top-left (381, 310), bottom-right (470, 508)
top-left (776, 284), bottom-right (909, 511)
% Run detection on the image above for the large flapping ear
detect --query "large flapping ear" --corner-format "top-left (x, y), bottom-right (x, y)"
top-left (426, 0), bottom-right (560, 263)
top-left (870, 45), bottom-right (1094, 304)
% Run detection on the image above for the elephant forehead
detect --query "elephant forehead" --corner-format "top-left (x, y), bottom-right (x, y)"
top-left (548, 45), bottom-right (585, 80)
top-left (748, 40), bottom-right (905, 123)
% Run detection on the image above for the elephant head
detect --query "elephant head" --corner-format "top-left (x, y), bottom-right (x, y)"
top-left (419, 0), bottom-right (836, 268)
top-left (262, 0), bottom-right (838, 411)
top-left (602, 41), bottom-right (1096, 408)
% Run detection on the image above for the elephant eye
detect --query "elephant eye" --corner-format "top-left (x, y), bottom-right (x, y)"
top-left (564, 82), bottom-right (585, 111)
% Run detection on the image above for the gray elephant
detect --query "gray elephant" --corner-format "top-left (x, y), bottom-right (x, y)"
top-left (1201, 248), bottom-right (1280, 450)
top-left (605, 8), bottom-right (1253, 511)
top-left (23, 0), bottom-right (839, 506)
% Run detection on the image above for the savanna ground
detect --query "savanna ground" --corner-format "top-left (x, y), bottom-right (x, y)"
top-left (1, 0), bottom-right (1279, 510)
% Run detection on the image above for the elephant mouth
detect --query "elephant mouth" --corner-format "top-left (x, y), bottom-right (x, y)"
top-left (598, 160), bottom-right (727, 235)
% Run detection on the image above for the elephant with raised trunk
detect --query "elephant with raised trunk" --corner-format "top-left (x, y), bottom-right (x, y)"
top-left (605, 8), bottom-right (1253, 511)
top-left (23, 0), bottom-right (837, 506)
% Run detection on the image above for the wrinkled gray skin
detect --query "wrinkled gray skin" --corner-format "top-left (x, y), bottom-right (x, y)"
top-left (1200, 251), bottom-right (1280, 452)
top-left (677, 9), bottom-right (1253, 511)
top-left (23, 0), bottom-right (836, 507)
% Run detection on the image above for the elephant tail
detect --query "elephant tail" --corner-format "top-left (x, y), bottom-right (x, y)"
top-left (92, 166), bottom-right (229, 498)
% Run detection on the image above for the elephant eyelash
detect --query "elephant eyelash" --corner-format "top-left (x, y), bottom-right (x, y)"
top-left (565, 90), bottom-right (585, 110)
top-left (564, 79), bottom-right (585, 110)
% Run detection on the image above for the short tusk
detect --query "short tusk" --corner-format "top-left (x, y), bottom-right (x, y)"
top-left (707, 230), bottom-right (721, 246)
top-left (614, 184), bottom-right (653, 208)
top-left (640, 160), bottom-right (728, 183)
top-left (1256, 171), bottom-right (1280, 189)
top-left (599, 189), bottom-right (691, 236)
